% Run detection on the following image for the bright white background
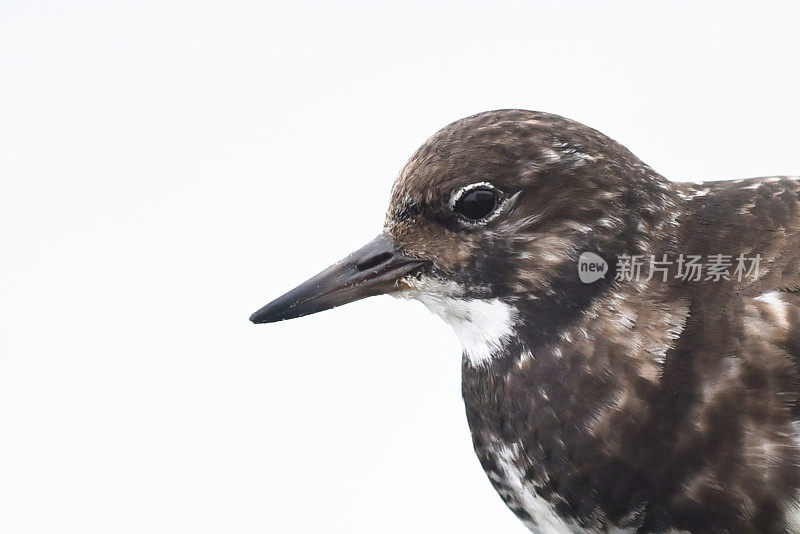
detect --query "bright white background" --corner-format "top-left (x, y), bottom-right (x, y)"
top-left (1, 1), bottom-right (799, 533)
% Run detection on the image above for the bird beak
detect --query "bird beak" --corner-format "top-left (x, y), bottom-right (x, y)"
top-left (249, 233), bottom-right (429, 324)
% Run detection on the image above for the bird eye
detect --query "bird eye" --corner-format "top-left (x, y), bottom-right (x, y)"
top-left (454, 188), bottom-right (498, 221)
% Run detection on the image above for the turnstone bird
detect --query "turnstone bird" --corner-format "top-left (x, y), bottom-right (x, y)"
top-left (251, 110), bottom-right (800, 533)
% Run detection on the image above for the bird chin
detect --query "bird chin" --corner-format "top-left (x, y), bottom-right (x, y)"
top-left (394, 275), bottom-right (518, 366)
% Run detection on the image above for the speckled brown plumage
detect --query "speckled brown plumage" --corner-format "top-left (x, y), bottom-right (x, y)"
top-left (386, 111), bottom-right (800, 533)
top-left (253, 110), bottom-right (800, 533)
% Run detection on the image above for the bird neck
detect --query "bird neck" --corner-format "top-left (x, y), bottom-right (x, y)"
top-left (461, 279), bottom-right (688, 444)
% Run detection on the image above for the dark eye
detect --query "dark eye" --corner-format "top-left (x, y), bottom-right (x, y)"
top-left (455, 188), bottom-right (498, 221)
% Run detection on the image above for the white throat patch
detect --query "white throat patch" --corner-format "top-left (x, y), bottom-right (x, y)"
top-left (397, 278), bottom-right (517, 366)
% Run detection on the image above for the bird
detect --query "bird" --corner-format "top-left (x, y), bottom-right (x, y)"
top-left (250, 110), bottom-right (800, 533)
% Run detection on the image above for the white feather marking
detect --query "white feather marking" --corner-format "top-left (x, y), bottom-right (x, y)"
top-left (489, 442), bottom-right (581, 533)
top-left (755, 290), bottom-right (789, 329)
top-left (785, 501), bottom-right (800, 533)
top-left (677, 188), bottom-right (710, 200)
top-left (397, 278), bottom-right (517, 366)
top-left (541, 147), bottom-right (562, 164)
top-left (487, 440), bottom-right (637, 533)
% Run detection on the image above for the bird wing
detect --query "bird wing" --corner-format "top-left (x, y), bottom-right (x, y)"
top-left (677, 176), bottom-right (800, 296)
top-left (676, 175), bottom-right (800, 394)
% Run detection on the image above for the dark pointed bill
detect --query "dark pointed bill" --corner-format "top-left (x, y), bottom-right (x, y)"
top-left (249, 234), bottom-right (428, 324)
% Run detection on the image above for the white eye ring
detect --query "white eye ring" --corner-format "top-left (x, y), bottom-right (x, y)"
top-left (448, 182), bottom-right (497, 209)
top-left (449, 182), bottom-right (503, 224)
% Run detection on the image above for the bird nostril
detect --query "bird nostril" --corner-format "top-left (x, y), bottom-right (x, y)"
top-left (356, 252), bottom-right (393, 271)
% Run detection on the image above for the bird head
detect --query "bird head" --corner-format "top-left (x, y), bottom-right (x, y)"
top-left (251, 110), bottom-right (676, 362)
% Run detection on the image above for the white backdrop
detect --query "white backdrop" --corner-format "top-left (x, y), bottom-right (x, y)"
top-left (1, 2), bottom-right (799, 533)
